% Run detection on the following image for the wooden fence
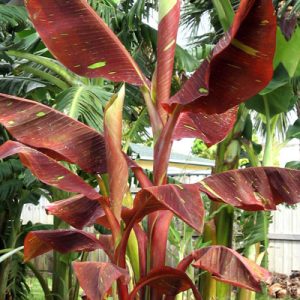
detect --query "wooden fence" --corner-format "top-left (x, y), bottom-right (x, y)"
top-left (21, 198), bottom-right (300, 275)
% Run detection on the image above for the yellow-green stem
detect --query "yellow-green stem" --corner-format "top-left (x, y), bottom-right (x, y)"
top-left (6, 50), bottom-right (80, 86)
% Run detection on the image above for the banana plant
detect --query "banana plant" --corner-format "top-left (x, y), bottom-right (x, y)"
top-left (1, 0), bottom-right (300, 299)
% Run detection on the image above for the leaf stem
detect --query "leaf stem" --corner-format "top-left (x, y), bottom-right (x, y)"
top-left (6, 50), bottom-right (80, 86)
top-left (212, 0), bottom-right (235, 32)
top-left (262, 96), bottom-right (273, 166)
top-left (19, 65), bottom-right (70, 90)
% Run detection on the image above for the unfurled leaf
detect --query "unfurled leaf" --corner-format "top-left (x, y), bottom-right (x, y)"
top-left (133, 224), bottom-right (147, 279)
top-left (274, 27), bottom-right (300, 77)
top-left (129, 266), bottom-right (202, 299)
top-left (286, 119), bottom-right (300, 140)
top-left (163, 0), bottom-right (276, 114)
top-left (285, 161), bottom-right (300, 170)
top-left (199, 167), bottom-right (300, 210)
top-left (149, 210), bottom-right (173, 269)
top-left (0, 141), bottom-right (100, 200)
top-left (73, 262), bottom-right (129, 300)
top-left (124, 184), bottom-right (204, 232)
top-left (0, 93), bottom-right (107, 174)
top-left (192, 246), bottom-right (271, 292)
top-left (104, 85), bottom-right (128, 220)
top-left (156, 0), bottom-right (180, 119)
top-left (46, 195), bottom-right (106, 229)
top-left (173, 107), bottom-right (238, 146)
top-left (55, 86), bottom-right (111, 132)
top-left (25, 0), bottom-right (146, 86)
top-left (246, 83), bottom-right (296, 118)
top-left (24, 230), bottom-right (106, 261)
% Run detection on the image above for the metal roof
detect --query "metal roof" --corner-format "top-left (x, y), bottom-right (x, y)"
top-left (130, 143), bottom-right (215, 167)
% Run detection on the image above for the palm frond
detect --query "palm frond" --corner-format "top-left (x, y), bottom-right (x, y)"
top-left (55, 86), bottom-right (112, 132)
top-left (181, 0), bottom-right (240, 46)
top-left (124, 108), bottom-right (151, 149)
top-left (0, 4), bottom-right (29, 31)
top-left (236, 211), bottom-right (272, 251)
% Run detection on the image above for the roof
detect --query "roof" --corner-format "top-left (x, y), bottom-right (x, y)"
top-left (130, 143), bottom-right (214, 167)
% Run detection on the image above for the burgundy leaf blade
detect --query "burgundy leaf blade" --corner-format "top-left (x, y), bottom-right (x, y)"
top-left (0, 93), bottom-right (106, 174)
top-left (173, 107), bottom-right (238, 146)
top-left (24, 230), bottom-right (105, 261)
top-left (73, 262), bottom-right (129, 300)
top-left (46, 194), bottom-right (106, 229)
top-left (129, 266), bottom-right (202, 299)
top-left (124, 184), bottom-right (205, 233)
top-left (25, 0), bottom-right (146, 85)
top-left (163, 0), bottom-right (276, 114)
top-left (133, 224), bottom-right (148, 280)
top-left (0, 141), bottom-right (100, 200)
top-left (199, 167), bottom-right (300, 210)
top-left (156, 0), bottom-right (180, 120)
top-left (192, 246), bottom-right (271, 292)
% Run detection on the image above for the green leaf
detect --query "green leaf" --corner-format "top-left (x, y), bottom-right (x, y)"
top-left (285, 161), bottom-right (300, 170)
top-left (286, 118), bottom-right (300, 140)
top-left (0, 4), bottom-right (29, 31)
top-left (259, 64), bottom-right (290, 95)
top-left (246, 83), bottom-right (296, 118)
top-left (56, 86), bottom-right (111, 132)
top-left (274, 26), bottom-right (300, 77)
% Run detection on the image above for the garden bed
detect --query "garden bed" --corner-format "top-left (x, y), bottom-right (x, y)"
top-left (268, 271), bottom-right (300, 299)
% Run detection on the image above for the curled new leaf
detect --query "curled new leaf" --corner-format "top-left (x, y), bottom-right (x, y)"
top-left (25, 0), bottom-right (146, 86)
top-left (73, 262), bottom-right (129, 300)
top-left (199, 167), bottom-right (300, 210)
top-left (104, 86), bottom-right (128, 220)
top-left (0, 141), bottom-right (100, 200)
top-left (192, 246), bottom-right (271, 292)
top-left (0, 93), bottom-right (107, 174)
top-left (46, 195), bottom-right (107, 229)
top-left (129, 266), bottom-right (202, 300)
top-left (123, 184), bottom-right (204, 232)
top-left (173, 107), bottom-right (238, 146)
top-left (163, 0), bottom-right (276, 114)
top-left (24, 230), bottom-right (108, 261)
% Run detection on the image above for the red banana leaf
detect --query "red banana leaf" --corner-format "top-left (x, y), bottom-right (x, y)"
top-left (156, 0), bottom-right (180, 120)
top-left (173, 107), bottom-right (238, 146)
top-left (46, 194), bottom-right (107, 229)
top-left (123, 184), bottom-right (205, 233)
top-left (25, 0), bottom-right (146, 86)
top-left (24, 230), bottom-right (110, 261)
top-left (129, 266), bottom-right (202, 300)
top-left (0, 141), bottom-right (100, 200)
top-left (163, 0), bottom-right (276, 114)
top-left (73, 262), bottom-right (129, 300)
top-left (126, 156), bottom-right (153, 188)
top-left (199, 167), bottom-right (300, 210)
top-left (192, 246), bottom-right (271, 292)
top-left (104, 86), bottom-right (128, 221)
top-left (133, 224), bottom-right (148, 279)
top-left (0, 93), bottom-right (106, 174)
top-left (149, 211), bottom-right (173, 269)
